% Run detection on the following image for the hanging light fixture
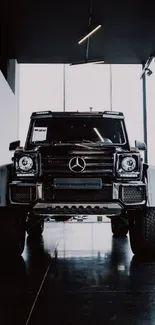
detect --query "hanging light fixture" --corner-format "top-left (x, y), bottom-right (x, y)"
top-left (69, 59), bottom-right (104, 66)
top-left (78, 24), bottom-right (102, 44)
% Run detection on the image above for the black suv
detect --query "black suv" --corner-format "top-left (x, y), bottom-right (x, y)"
top-left (1, 110), bottom-right (155, 256)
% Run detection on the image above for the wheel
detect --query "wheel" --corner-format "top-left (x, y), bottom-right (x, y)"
top-left (0, 207), bottom-right (26, 256)
top-left (111, 216), bottom-right (128, 237)
top-left (26, 214), bottom-right (44, 237)
top-left (129, 207), bottom-right (155, 257)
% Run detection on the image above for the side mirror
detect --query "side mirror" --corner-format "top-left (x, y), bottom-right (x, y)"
top-left (9, 140), bottom-right (20, 151)
top-left (135, 140), bottom-right (147, 151)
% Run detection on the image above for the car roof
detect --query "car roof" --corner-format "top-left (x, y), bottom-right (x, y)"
top-left (31, 111), bottom-right (124, 119)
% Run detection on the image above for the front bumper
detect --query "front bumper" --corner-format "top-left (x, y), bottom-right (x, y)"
top-left (9, 181), bottom-right (146, 215)
top-left (33, 202), bottom-right (123, 216)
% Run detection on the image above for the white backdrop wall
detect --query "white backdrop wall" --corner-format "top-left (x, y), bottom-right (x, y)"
top-left (0, 71), bottom-right (19, 165)
top-left (111, 65), bottom-right (143, 147)
top-left (19, 64), bottom-right (64, 146)
top-left (65, 64), bottom-right (110, 111)
top-left (19, 64), bottom-right (144, 149)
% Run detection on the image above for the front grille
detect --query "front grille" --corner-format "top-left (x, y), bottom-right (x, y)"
top-left (41, 149), bottom-right (114, 176)
top-left (43, 186), bottom-right (112, 202)
top-left (121, 186), bottom-right (145, 204)
top-left (10, 185), bottom-right (36, 203)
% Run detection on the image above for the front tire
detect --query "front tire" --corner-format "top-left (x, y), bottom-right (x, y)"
top-left (111, 216), bottom-right (128, 237)
top-left (129, 207), bottom-right (155, 256)
top-left (26, 214), bottom-right (44, 237)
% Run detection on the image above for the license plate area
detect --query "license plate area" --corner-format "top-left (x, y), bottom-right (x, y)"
top-left (53, 178), bottom-right (102, 189)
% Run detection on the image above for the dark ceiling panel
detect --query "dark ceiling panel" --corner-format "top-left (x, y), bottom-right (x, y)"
top-left (1, 0), bottom-right (155, 64)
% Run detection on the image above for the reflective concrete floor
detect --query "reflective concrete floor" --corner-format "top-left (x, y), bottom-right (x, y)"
top-left (1, 221), bottom-right (155, 325)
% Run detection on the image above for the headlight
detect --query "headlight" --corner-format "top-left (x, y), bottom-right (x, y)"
top-left (19, 156), bottom-right (33, 171)
top-left (121, 157), bottom-right (136, 172)
top-left (116, 153), bottom-right (140, 178)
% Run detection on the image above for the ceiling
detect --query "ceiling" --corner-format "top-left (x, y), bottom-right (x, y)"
top-left (2, 0), bottom-right (155, 64)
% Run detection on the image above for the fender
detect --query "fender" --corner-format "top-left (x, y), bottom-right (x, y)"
top-left (0, 164), bottom-right (13, 207)
top-left (143, 163), bottom-right (155, 207)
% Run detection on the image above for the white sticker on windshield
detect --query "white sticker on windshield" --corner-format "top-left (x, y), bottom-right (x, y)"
top-left (32, 127), bottom-right (47, 142)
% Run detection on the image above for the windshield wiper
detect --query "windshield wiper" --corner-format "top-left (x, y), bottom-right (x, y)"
top-left (51, 141), bottom-right (96, 149)
top-left (82, 139), bottom-right (96, 144)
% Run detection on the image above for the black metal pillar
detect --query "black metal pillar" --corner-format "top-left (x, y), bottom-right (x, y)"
top-left (63, 64), bottom-right (66, 111)
top-left (109, 64), bottom-right (113, 111)
top-left (7, 59), bottom-right (16, 93)
top-left (142, 64), bottom-right (148, 163)
top-left (0, 24), bottom-right (9, 80)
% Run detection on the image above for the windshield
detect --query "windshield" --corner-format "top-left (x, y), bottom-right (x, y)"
top-left (29, 117), bottom-right (126, 145)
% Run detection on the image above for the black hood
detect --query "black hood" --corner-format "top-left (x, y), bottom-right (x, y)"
top-left (38, 142), bottom-right (118, 156)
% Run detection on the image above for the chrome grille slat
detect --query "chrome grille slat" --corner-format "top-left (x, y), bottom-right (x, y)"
top-left (43, 162), bottom-right (113, 167)
top-left (86, 163), bottom-right (113, 167)
top-left (42, 169), bottom-right (113, 174)
top-left (43, 156), bottom-right (113, 161)
top-left (71, 151), bottom-right (114, 155)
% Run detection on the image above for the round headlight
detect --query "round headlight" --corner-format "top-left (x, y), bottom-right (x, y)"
top-left (19, 156), bottom-right (33, 171)
top-left (121, 157), bottom-right (136, 172)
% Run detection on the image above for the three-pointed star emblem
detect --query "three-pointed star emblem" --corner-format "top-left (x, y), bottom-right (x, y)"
top-left (69, 157), bottom-right (86, 173)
